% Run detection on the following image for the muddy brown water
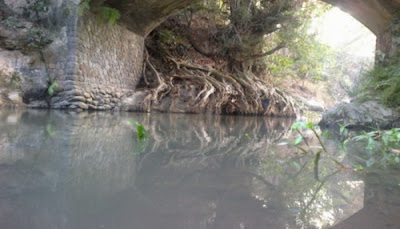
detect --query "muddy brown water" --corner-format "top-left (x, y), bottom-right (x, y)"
top-left (0, 109), bottom-right (399, 229)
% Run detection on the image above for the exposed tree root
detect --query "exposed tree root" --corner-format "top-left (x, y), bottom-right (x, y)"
top-left (130, 55), bottom-right (298, 117)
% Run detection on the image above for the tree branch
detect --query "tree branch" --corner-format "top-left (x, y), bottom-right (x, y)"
top-left (186, 31), bottom-right (217, 58)
top-left (250, 42), bottom-right (285, 59)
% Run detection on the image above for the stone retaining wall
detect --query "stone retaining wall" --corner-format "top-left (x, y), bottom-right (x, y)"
top-left (51, 13), bottom-right (144, 111)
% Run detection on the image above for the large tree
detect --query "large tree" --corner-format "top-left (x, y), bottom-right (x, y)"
top-left (184, 0), bottom-right (307, 72)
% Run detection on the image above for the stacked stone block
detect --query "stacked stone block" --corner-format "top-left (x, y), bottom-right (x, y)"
top-left (51, 12), bottom-right (144, 111)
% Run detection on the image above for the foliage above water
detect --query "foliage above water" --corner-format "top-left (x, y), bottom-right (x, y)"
top-left (281, 122), bottom-right (400, 180)
top-left (349, 54), bottom-right (400, 108)
top-left (348, 128), bottom-right (400, 168)
top-left (367, 61), bottom-right (400, 107)
top-left (47, 81), bottom-right (58, 97)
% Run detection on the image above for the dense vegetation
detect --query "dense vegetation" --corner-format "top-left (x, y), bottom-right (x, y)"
top-left (171, 0), bottom-right (331, 76)
top-left (353, 55), bottom-right (400, 108)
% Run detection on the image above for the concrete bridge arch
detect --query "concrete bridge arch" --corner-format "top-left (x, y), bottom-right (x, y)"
top-left (120, 0), bottom-right (400, 64)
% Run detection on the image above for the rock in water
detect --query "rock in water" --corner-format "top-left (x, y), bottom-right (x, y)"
top-left (7, 91), bottom-right (22, 104)
top-left (319, 100), bottom-right (400, 130)
top-left (306, 99), bottom-right (325, 112)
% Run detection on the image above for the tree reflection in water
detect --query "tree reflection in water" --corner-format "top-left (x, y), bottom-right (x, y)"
top-left (0, 110), bottom-right (398, 228)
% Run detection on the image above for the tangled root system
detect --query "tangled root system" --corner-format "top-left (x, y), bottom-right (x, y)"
top-left (129, 53), bottom-right (298, 117)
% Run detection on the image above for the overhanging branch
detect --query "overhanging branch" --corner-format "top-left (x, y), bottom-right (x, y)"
top-left (250, 42), bottom-right (286, 59)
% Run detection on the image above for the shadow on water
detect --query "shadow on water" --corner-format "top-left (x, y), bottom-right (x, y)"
top-left (0, 109), bottom-right (399, 228)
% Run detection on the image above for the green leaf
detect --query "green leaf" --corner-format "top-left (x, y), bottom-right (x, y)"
top-left (137, 125), bottom-right (146, 139)
top-left (47, 81), bottom-right (58, 96)
top-left (395, 132), bottom-right (400, 139)
top-left (48, 87), bottom-right (54, 96)
top-left (305, 122), bottom-right (314, 129)
top-left (293, 136), bottom-right (303, 145)
top-left (129, 120), bottom-right (148, 140)
top-left (356, 165), bottom-right (364, 170)
top-left (339, 123), bottom-right (349, 135)
top-left (322, 130), bottom-right (330, 138)
top-left (353, 134), bottom-right (369, 141)
top-left (245, 133), bottom-right (250, 139)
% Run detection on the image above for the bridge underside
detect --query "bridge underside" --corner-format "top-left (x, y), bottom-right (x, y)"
top-left (111, 0), bottom-right (400, 37)
top-left (324, 0), bottom-right (400, 59)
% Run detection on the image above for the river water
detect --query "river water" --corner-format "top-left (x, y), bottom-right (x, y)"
top-left (0, 109), bottom-right (399, 229)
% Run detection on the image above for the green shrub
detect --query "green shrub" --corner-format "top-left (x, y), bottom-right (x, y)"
top-left (367, 61), bottom-right (400, 107)
top-left (47, 81), bottom-right (58, 97)
top-left (79, 0), bottom-right (121, 26)
top-left (79, 0), bottom-right (91, 16)
top-left (99, 7), bottom-right (120, 26)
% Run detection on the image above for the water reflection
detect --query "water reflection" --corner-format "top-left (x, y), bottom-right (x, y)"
top-left (332, 171), bottom-right (400, 229)
top-left (0, 110), bottom-right (398, 228)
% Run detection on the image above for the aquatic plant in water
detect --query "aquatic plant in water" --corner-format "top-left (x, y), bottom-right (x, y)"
top-left (129, 120), bottom-right (148, 155)
top-left (129, 120), bottom-right (148, 140)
